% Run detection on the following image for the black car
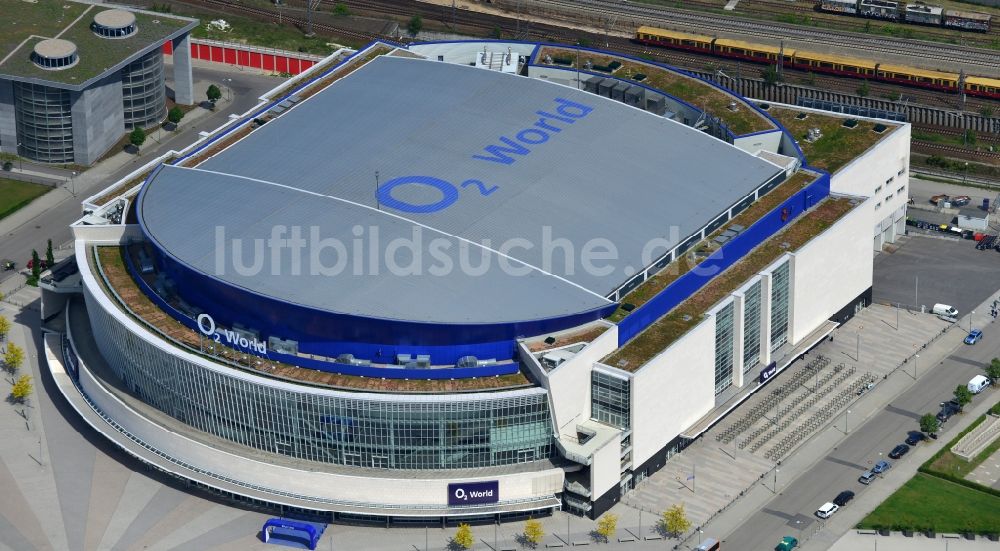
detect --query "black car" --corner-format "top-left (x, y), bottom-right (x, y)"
top-left (905, 432), bottom-right (927, 446)
top-left (888, 444), bottom-right (910, 459)
top-left (833, 490), bottom-right (855, 506)
top-left (937, 401), bottom-right (961, 422)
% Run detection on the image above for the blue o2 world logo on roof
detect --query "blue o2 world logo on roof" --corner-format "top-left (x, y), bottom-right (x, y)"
top-left (448, 481), bottom-right (499, 506)
top-left (375, 98), bottom-right (594, 214)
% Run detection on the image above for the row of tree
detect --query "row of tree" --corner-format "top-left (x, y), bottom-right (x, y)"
top-left (916, 358), bottom-right (1000, 435)
top-left (0, 314), bottom-right (32, 403)
top-left (448, 504), bottom-right (693, 549)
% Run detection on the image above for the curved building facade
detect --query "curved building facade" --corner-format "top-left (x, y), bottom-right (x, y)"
top-left (121, 50), bottom-right (166, 129)
top-left (12, 81), bottom-right (75, 163)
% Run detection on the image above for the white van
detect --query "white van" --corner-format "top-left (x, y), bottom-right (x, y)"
top-left (968, 375), bottom-right (991, 394)
top-left (932, 304), bottom-right (958, 320)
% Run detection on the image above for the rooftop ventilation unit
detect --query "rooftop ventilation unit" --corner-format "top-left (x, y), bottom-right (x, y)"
top-left (457, 356), bottom-right (479, 368)
top-left (727, 101), bottom-right (739, 112)
top-left (805, 127), bottom-right (823, 142)
top-left (31, 39), bottom-right (78, 70)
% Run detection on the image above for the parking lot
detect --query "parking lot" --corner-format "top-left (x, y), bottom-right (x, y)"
top-left (874, 234), bottom-right (1000, 316)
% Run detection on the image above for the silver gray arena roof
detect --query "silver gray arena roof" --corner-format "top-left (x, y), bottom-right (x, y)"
top-left (139, 55), bottom-right (783, 324)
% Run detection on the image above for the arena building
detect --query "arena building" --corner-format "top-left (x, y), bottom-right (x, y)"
top-left (0, 0), bottom-right (196, 164)
top-left (42, 39), bottom-right (910, 523)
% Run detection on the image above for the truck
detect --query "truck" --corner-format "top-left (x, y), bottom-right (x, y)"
top-left (932, 303), bottom-right (958, 320)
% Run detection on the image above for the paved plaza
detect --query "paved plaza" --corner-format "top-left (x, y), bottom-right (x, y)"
top-left (967, 446), bottom-right (1000, 490)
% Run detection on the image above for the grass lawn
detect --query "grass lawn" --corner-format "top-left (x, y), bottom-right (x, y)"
top-left (925, 411), bottom-right (1000, 480)
top-left (0, 178), bottom-right (52, 221)
top-left (769, 107), bottom-right (896, 173)
top-left (859, 473), bottom-right (1000, 534)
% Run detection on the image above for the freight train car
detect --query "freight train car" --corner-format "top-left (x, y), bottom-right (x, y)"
top-left (816, 0), bottom-right (991, 31)
top-left (819, 0), bottom-right (859, 14)
top-left (944, 9), bottom-right (992, 31)
top-left (904, 2), bottom-right (942, 25)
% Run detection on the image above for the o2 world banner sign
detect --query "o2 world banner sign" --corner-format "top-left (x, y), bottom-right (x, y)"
top-left (447, 481), bottom-right (499, 506)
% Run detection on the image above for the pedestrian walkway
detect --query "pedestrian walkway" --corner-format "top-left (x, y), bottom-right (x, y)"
top-left (967, 446), bottom-right (1000, 490)
top-left (624, 441), bottom-right (772, 526)
top-left (830, 531), bottom-right (1000, 550)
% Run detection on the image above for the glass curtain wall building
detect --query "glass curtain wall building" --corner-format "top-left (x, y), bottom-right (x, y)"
top-left (769, 261), bottom-right (791, 351)
top-left (591, 370), bottom-right (630, 429)
top-left (714, 301), bottom-right (735, 395)
top-left (84, 284), bottom-right (555, 471)
top-left (742, 280), bottom-right (762, 373)
top-left (121, 50), bottom-right (166, 129)
top-left (13, 82), bottom-right (74, 163)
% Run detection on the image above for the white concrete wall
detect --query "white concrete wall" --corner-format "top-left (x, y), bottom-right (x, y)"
top-left (790, 199), bottom-right (873, 343)
top-left (827, 121), bottom-right (911, 249)
top-left (407, 42), bottom-right (537, 65)
top-left (734, 129), bottom-right (782, 155)
top-left (630, 319), bottom-right (716, 467)
top-left (71, 223), bottom-right (141, 244)
top-left (590, 431), bottom-right (622, 501)
top-left (547, 326), bottom-right (618, 434)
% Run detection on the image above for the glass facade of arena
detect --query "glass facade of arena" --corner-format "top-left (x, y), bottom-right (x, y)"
top-left (714, 301), bottom-right (735, 395)
top-left (84, 286), bottom-right (554, 470)
top-left (12, 82), bottom-right (74, 163)
top-left (742, 280), bottom-right (762, 373)
top-left (591, 370), bottom-right (630, 429)
top-left (769, 261), bottom-right (791, 351)
top-left (121, 50), bottom-right (166, 129)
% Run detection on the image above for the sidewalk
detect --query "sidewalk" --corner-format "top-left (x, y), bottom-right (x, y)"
top-left (693, 289), bottom-right (1000, 550)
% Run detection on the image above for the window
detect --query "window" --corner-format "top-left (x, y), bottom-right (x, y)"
top-left (742, 280), bottom-right (762, 373)
top-left (897, 185), bottom-right (905, 194)
top-left (714, 302), bottom-right (735, 395)
top-left (875, 202), bottom-right (882, 210)
top-left (769, 262), bottom-right (791, 352)
top-left (874, 185), bottom-right (882, 194)
top-left (592, 371), bottom-right (630, 429)
top-left (886, 176), bottom-right (894, 184)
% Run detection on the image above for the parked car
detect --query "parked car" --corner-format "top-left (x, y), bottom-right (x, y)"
top-left (938, 400), bottom-right (961, 422)
top-left (905, 432), bottom-right (927, 446)
top-left (951, 195), bottom-right (971, 206)
top-left (833, 490), bottom-right (855, 506)
top-left (888, 444), bottom-right (910, 459)
top-left (968, 375), bottom-right (991, 394)
top-left (930, 194), bottom-right (949, 205)
top-left (25, 258), bottom-right (48, 271)
top-left (873, 460), bottom-right (892, 474)
top-left (964, 329), bottom-right (983, 345)
top-left (1, 259), bottom-right (14, 271)
top-left (859, 470), bottom-right (878, 485)
top-left (816, 502), bottom-right (840, 519)
top-left (776, 536), bottom-right (799, 551)
top-left (932, 303), bottom-right (959, 320)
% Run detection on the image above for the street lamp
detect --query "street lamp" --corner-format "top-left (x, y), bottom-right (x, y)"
top-left (963, 162), bottom-right (969, 186)
top-left (225, 78), bottom-right (232, 101)
top-left (914, 353), bottom-right (919, 380)
top-left (773, 467), bottom-right (780, 493)
top-left (970, 311), bottom-right (975, 332)
top-left (71, 171), bottom-right (77, 196)
top-left (845, 409), bottom-right (851, 433)
top-left (17, 142), bottom-right (23, 171)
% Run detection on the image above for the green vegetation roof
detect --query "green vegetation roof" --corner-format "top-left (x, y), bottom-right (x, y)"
top-left (769, 107), bottom-right (897, 173)
top-left (93, 245), bottom-right (531, 393)
top-left (609, 170), bottom-right (819, 322)
top-left (535, 46), bottom-right (775, 135)
top-left (605, 196), bottom-right (857, 371)
top-left (0, 0), bottom-right (196, 87)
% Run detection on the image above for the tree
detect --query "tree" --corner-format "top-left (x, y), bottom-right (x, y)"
top-left (857, 80), bottom-right (870, 97)
top-left (0, 316), bottom-right (10, 344)
top-left (523, 518), bottom-right (544, 547)
top-left (919, 413), bottom-right (940, 435)
top-left (46, 238), bottom-right (54, 268)
top-left (10, 374), bottom-right (32, 403)
top-left (953, 385), bottom-right (973, 408)
top-left (30, 249), bottom-right (41, 279)
top-left (129, 128), bottom-right (146, 149)
top-left (407, 14), bottom-right (423, 37)
top-left (207, 84), bottom-right (222, 103)
top-left (4, 343), bottom-right (24, 373)
top-left (761, 64), bottom-right (780, 87)
top-left (167, 106), bottom-right (184, 125)
top-left (963, 129), bottom-right (976, 147)
top-left (987, 358), bottom-right (1000, 383)
top-left (452, 523), bottom-right (474, 549)
top-left (332, 2), bottom-right (350, 15)
top-left (661, 504), bottom-right (692, 537)
top-left (596, 513), bottom-right (618, 542)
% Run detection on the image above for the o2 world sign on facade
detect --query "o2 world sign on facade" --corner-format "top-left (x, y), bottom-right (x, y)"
top-left (447, 481), bottom-right (499, 506)
top-left (197, 313), bottom-right (268, 355)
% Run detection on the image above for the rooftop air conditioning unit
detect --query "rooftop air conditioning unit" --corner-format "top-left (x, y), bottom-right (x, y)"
top-left (457, 356), bottom-right (479, 368)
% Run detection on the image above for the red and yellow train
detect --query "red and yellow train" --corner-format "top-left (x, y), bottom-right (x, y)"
top-left (635, 26), bottom-right (1000, 99)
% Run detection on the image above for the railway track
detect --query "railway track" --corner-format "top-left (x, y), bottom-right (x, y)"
top-left (524, 0), bottom-right (1000, 71)
top-left (911, 140), bottom-right (1000, 160)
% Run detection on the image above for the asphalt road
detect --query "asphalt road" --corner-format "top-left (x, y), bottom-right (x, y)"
top-left (719, 328), bottom-right (997, 551)
top-left (873, 234), bottom-right (1000, 316)
top-left (0, 66), bottom-right (280, 286)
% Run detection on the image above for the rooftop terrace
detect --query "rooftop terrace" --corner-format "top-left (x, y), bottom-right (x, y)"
top-left (1, 0), bottom-right (195, 87)
top-left (534, 46), bottom-right (775, 136)
top-left (604, 195), bottom-right (859, 372)
top-left (91, 246), bottom-right (531, 393)
top-left (767, 107), bottom-right (899, 173)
